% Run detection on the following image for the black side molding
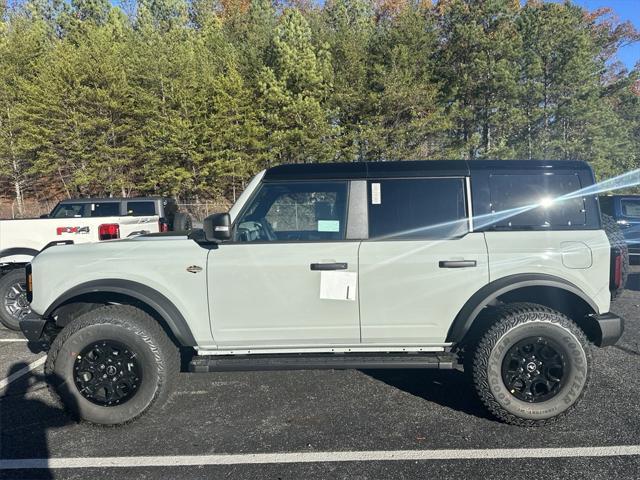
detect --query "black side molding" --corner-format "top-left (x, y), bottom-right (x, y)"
top-left (190, 353), bottom-right (457, 372)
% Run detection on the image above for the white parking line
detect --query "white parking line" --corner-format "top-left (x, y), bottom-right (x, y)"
top-left (0, 356), bottom-right (46, 390)
top-left (1, 445), bottom-right (639, 470)
top-left (0, 338), bottom-right (27, 342)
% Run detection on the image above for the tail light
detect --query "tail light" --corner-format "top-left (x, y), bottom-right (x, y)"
top-left (159, 219), bottom-right (169, 232)
top-left (610, 248), bottom-right (622, 290)
top-left (98, 223), bottom-right (120, 240)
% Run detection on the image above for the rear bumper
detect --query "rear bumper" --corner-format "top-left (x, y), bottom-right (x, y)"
top-left (594, 312), bottom-right (624, 347)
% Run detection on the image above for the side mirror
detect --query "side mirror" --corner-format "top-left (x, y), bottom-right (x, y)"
top-left (203, 213), bottom-right (231, 242)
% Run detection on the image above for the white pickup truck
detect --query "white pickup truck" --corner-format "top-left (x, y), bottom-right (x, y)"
top-left (0, 197), bottom-right (190, 329)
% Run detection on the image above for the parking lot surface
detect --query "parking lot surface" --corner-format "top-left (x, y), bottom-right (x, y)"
top-left (2, 271), bottom-right (640, 479)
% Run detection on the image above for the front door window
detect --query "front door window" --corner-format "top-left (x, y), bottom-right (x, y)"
top-left (234, 181), bottom-right (348, 242)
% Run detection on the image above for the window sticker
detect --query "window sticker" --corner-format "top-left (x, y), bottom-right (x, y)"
top-left (371, 183), bottom-right (381, 205)
top-left (318, 220), bottom-right (340, 232)
top-left (320, 271), bottom-right (357, 301)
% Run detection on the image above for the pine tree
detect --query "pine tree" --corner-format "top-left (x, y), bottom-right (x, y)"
top-left (257, 8), bottom-right (336, 165)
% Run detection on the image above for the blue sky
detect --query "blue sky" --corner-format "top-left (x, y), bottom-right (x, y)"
top-left (553, 0), bottom-right (639, 69)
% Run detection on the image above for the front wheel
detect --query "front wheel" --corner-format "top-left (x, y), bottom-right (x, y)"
top-left (0, 268), bottom-right (31, 330)
top-left (45, 305), bottom-right (179, 425)
top-left (472, 303), bottom-right (591, 426)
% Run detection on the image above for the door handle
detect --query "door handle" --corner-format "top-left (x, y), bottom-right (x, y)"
top-left (439, 260), bottom-right (477, 268)
top-left (310, 262), bottom-right (348, 271)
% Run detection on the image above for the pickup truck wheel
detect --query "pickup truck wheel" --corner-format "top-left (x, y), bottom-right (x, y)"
top-left (472, 303), bottom-right (591, 427)
top-left (0, 269), bottom-right (30, 330)
top-left (45, 305), bottom-right (179, 425)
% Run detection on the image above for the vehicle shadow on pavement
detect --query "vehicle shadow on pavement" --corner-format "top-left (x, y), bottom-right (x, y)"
top-left (0, 363), bottom-right (75, 480)
top-left (361, 368), bottom-right (493, 420)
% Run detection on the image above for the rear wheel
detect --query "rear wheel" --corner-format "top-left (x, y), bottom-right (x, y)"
top-left (472, 303), bottom-right (591, 426)
top-left (0, 268), bottom-right (30, 330)
top-left (45, 305), bottom-right (179, 425)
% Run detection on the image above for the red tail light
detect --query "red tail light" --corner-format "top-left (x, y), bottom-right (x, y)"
top-left (614, 253), bottom-right (622, 289)
top-left (159, 220), bottom-right (169, 232)
top-left (99, 223), bottom-right (120, 240)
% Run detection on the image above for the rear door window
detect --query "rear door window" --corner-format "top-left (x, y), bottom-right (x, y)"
top-left (489, 174), bottom-right (585, 228)
top-left (367, 178), bottom-right (468, 239)
top-left (126, 201), bottom-right (157, 216)
top-left (91, 202), bottom-right (120, 217)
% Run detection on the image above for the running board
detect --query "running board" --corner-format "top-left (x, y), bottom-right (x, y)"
top-left (189, 353), bottom-right (457, 373)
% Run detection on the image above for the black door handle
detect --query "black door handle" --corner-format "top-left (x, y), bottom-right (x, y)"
top-left (310, 262), bottom-right (348, 271)
top-left (439, 260), bottom-right (477, 268)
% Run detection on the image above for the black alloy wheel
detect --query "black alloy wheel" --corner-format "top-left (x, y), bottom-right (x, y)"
top-left (501, 336), bottom-right (566, 403)
top-left (74, 340), bottom-right (142, 406)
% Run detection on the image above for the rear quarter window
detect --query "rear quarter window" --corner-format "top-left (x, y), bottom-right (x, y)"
top-left (488, 174), bottom-right (586, 229)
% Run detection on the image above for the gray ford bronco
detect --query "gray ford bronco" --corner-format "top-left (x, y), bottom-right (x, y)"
top-left (20, 160), bottom-right (625, 426)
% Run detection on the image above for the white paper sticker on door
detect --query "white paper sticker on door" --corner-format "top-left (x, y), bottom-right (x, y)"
top-left (371, 183), bottom-right (381, 205)
top-left (320, 271), bottom-right (357, 301)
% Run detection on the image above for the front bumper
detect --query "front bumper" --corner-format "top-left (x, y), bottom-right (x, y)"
top-left (19, 313), bottom-right (50, 353)
top-left (594, 312), bottom-right (624, 347)
top-left (20, 313), bottom-right (46, 341)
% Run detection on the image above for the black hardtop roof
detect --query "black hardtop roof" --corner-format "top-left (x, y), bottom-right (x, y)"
top-left (58, 196), bottom-right (169, 204)
top-left (263, 159), bottom-right (593, 181)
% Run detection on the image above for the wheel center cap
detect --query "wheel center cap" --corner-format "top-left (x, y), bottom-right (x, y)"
top-left (106, 365), bottom-right (117, 376)
top-left (526, 362), bottom-right (537, 373)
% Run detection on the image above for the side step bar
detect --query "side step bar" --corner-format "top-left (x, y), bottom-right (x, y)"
top-left (189, 353), bottom-right (458, 373)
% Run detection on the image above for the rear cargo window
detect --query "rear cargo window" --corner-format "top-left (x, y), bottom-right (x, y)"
top-left (489, 174), bottom-right (586, 228)
top-left (367, 178), bottom-right (468, 239)
top-left (621, 199), bottom-right (640, 218)
top-left (126, 201), bottom-right (157, 216)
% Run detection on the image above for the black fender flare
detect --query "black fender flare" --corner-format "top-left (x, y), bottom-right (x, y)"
top-left (446, 273), bottom-right (600, 344)
top-left (43, 279), bottom-right (196, 346)
top-left (0, 247), bottom-right (39, 263)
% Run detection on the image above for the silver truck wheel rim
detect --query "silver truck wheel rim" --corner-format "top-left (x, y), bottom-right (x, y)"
top-left (3, 281), bottom-right (31, 321)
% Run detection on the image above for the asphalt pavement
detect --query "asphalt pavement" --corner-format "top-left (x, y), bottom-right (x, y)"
top-left (1, 270), bottom-right (640, 479)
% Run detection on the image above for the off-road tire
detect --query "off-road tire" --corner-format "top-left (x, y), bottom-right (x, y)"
top-left (472, 303), bottom-right (591, 427)
top-left (45, 305), bottom-right (179, 425)
top-left (602, 213), bottom-right (629, 298)
top-left (0, 268), bottom-right (30, 330)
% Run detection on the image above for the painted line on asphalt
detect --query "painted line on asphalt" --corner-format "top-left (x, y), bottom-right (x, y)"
top-left (2, 445), bottom-right (640, 470)
top-left (0, 339), bottom-right (27, 342)
top-left (0, 356), bottom-right (46, 390)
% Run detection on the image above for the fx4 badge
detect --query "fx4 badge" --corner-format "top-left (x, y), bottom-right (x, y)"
top-left (186, 265), bottom-right (203, 274)
top-left (56, 226), bottom-right (90, 235)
